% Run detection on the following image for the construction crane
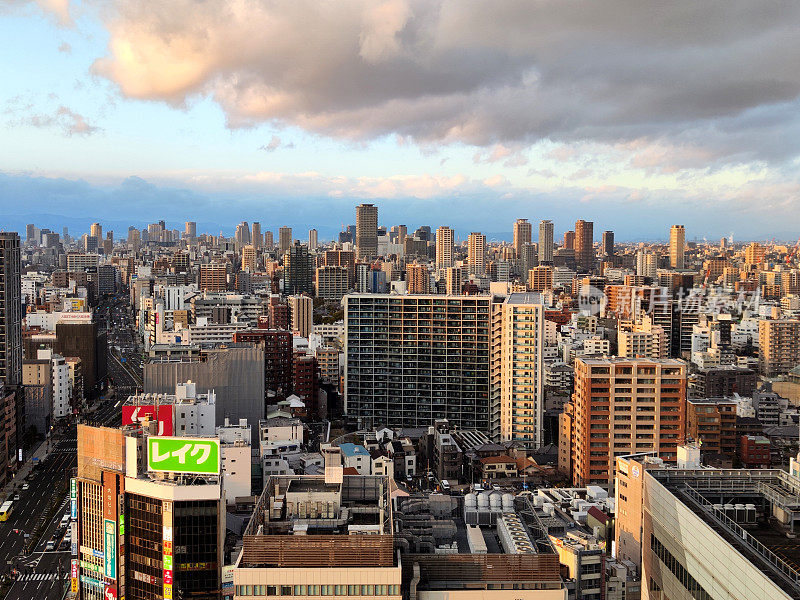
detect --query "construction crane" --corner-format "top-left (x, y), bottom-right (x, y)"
top-left (786, 237), bottom-right (800, 264)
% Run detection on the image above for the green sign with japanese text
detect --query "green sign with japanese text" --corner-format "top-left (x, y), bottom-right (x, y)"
top-left (147, 436), bottom-right (220, 475)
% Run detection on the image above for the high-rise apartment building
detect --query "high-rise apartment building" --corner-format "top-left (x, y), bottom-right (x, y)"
top-left (562, 357), bottom-right (686, 487)
top-left (315, 265), bottom-right (349, 300)
top-left (263, 230), bottom-right (274, 249)
top-left (90, 222), bottom-right (102, 241)
top-left (235, 221), bottom-right (251, 245)
top-left (467, 232), bottom-right (486, 275)
top-left (686, 397), bottom-right (737, 459)
top-left (490, 294), bottom-right (544, 447)
top-left (355, 203), bottom-right (378, 259)
top-left (242, 245), bottom-right (257, 272)
top-left (563, 230), bottom-right (575, 250)
top-left (435, 226), bottom-right (454, 268)
top-left (283, 243), bottom-right (313, 295)
top-left (321, 249), bottom-right (355, 286)
top-left (308, 228), bottom-right (318, 251)
top-left (513, 218), bottom-right (532, 258)
top-left (289, 294), bottom-right (314, 339)
top-left (278, 226), bottom-right (293, 254)
top-left (538, 220), bottom-right (554, 264)
top-left (574, 220), bottom-right (594, 272)
top-left (345, 295), bottom-right (491, 431)
top-left (527, 265), bottom-right (553, 292)
top-left (745, 241), bottom-right (766, 266)
top-left (406, 263), bottom-right (430, 294)
top-left (198, 263), bottom-right (228, 292)
top-left (184, 221), bottom-right (197, 239)
top-left (251, 221), bottom-right (262, 248)
top-left (635, 249), bottom-right (658, 279)
top-left (758, 319), bottom-right (800, 376)
top-left (444, 266), bottom-right (461, 295)
top-left (669, 224), bottom-right (685, 269)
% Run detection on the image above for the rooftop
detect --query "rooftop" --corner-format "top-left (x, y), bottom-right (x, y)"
top-left (651, 468), bottom-right (800, 599)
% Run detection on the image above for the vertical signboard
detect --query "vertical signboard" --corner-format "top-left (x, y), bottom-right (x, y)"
top-left (104, 519), bottom-right (116, 580)
top-left (71, 558), bottom-right (78, 593)
top-left (71, 521), bottom-right (78, 556)
top-left (163, 501), bottom-right (173, 600)
top-left (70, 478), bottom-right (77, 520)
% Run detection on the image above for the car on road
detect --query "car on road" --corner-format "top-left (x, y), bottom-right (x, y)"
top-left (45, 540), bottom-right (55, 551)
top-left (21, 483), bottom-right (28, 490)
top-left (13, 493), bottom-right (19, 501)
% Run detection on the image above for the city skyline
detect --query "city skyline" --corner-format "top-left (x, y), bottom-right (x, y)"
top-left (2, 3), bottom-right (800, 240)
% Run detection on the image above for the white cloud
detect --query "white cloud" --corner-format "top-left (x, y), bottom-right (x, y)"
top-left (81, 0), bottom-right (800, 170)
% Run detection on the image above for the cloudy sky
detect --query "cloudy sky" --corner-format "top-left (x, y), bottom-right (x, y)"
top-left (2, 0), bottom-right (800, 241)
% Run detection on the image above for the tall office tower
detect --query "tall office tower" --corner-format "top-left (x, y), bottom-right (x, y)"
top-left (264, 230), bottom-right (274, 249)
top-left (538, 220), bottom-right (554, 264)
top-left (758, 319), bottom-right (800, 376)
top-left (406, 263), bottom-right (430, 294)
top-left (745, 241), bottom-right (766, 266)
top-left (520, 243), bottom-right (538, 280)
top-left (242, 245), bottom-right (257, 272)
top-left (635, 249), bottom-right (658, 279)
top-left (435, 226), bottom-right (454, 268)
top-left (561, 357), bottom-right (686, 487)
top-left (185, 221), bottom-right (197, 239)
top-left (355, 203), bottom-right (379, 259)
top-left (467, 232), bottom-right (486, 275)
top-left (490, 294), bottom-right (544, 447)
top-left (345, 295), bottom-right (491, 430)
top-left (235, 221), bottom-right (251, 245)
top-left (25, 224), bottom-right (36, 244)
top-left (513, 218), bottom-right (532, 258)
top-left (127, 228), bottom-right (140, 250)
top-left (308, 228), bottom-right (318, 251)
top-left (669, 224), bottom-right (685, 269)
top-left (602, 230), bottom-right (614, 258)
top-left (396, 224), bottom-right (407, 245)
top-left (444, 266), bottom-right (462, 295)
top-left (283, 242), bottom-right (314, 295)
top-left (278, 226), bottom-right (293, 254)
top-left (574, 220), bottom-right (594, 272)
top-left (562, 230), bottom-right (575, 250)
top-left (251, 221), bottom-right (261, 248)
top-left (0, 233), bottom-right (22, 481)
top-left (198, 263), bottom-right (228, 291)
top-left (90, 222), bottom-right (102, 240)
top-left (288, 294), bottom-right (314, 338)
top-left (76, 424), bottom-right (224, 600)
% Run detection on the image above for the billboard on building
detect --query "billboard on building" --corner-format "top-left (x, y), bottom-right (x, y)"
top-left (77, 425), bottom-right (125, 482)
top-left (147, 437), bottom-right (220, 475)
top-left (121, 405), bottom-right (174, 436)
top-left (104, 519), bottom-right (116, 579)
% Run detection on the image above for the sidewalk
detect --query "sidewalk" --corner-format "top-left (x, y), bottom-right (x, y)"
top-left (0, 438), bottom-right (57, 502)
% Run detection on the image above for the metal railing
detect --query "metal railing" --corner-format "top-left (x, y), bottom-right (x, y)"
top-left (682, 485), bottom-right (800, 591)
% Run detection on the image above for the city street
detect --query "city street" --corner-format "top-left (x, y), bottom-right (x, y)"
top-left (0, 398), bottom-right (122, 600)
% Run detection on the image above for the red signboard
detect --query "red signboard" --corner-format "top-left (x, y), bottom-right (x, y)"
top-left (104, 585), bottom-right (117, 600)
top-left (70, 559), bottom-right (78, 578)
top-left (164, 570), bottom-right (173, 585)
top-left (122, 405), bottom-right (174, 436)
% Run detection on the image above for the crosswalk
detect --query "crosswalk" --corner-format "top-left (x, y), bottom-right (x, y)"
top-left (17, 572), bottom-right (64, 582)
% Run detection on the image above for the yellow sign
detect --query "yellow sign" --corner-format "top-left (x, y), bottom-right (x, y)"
top-left (164, 583), bottom-right (173, 599)
top-left (71, 579), bottom-right (78, 593)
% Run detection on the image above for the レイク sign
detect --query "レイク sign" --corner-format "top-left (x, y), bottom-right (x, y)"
top-left (147, 437), bottom-right (220, 475)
